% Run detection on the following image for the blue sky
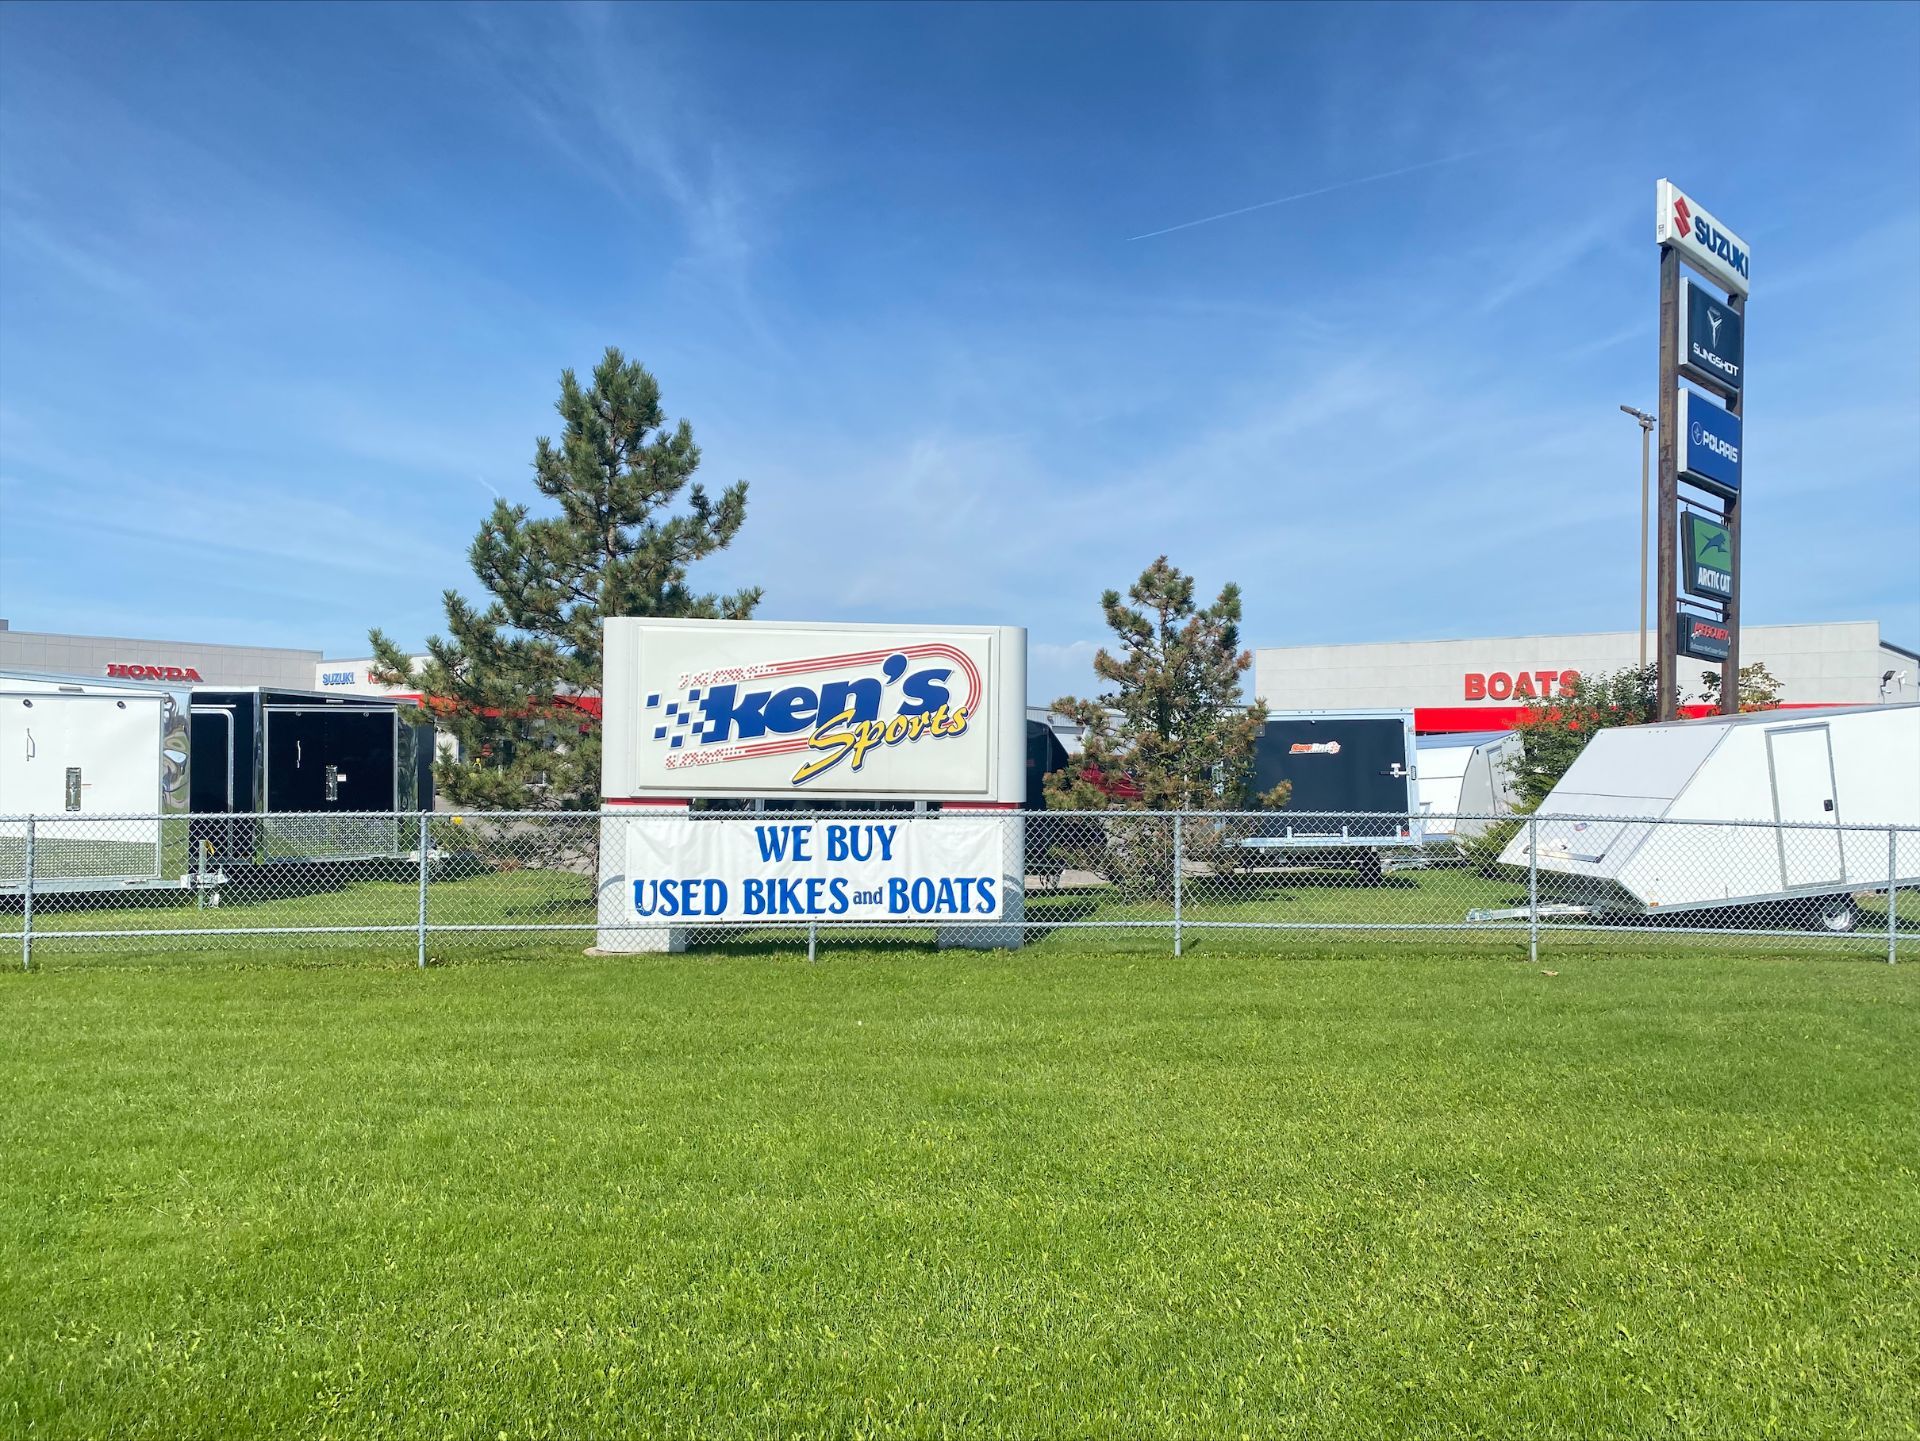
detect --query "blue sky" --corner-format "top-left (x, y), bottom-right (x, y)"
top-left (2, 1), bottom-right (1916, 704)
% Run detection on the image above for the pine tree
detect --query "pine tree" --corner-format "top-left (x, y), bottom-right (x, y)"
top-left (369, 348), bottom-right (759, 810)
top-left (1038, 559), bottom-right (1286, 898)
top-left (1044, 557), bottom-right (1279, 812)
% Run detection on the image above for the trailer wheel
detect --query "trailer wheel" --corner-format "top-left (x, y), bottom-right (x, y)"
top-left (1356, 851), bottom-right (1385, 887)
top-left (1814, 895), bottom-right (1858, 933)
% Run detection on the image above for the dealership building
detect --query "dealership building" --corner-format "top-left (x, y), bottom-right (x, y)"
top-left (0, 626), bottom-right (419, 697)
top-left (5, 618), bottom-right (1914, 737)
top-left (1254, 620), bottom-right (1917, 731)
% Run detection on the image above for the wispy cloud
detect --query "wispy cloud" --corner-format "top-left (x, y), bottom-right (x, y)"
top-left (1126, 149), bottom-right (1494, 242)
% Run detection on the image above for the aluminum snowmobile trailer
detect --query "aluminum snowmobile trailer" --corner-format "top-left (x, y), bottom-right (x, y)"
top-left (1479, 703), bottom-right (1918, 931)
top-left (1416, 730), bottom-right (1521, 839)
top-left (0, 669), bottom-right (208, 896)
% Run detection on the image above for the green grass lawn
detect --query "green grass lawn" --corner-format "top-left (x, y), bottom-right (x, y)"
top-left (4, 943), bottom-right (1918, 1439)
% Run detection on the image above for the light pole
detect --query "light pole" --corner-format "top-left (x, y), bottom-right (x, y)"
top-left (1620, 405), bottom-right (1657, 672)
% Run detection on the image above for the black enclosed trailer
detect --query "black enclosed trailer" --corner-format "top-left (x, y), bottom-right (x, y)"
top-left (1241, 709), bottom-right (1423, 880)
top-left (189, 688), bottom-right (429, 865)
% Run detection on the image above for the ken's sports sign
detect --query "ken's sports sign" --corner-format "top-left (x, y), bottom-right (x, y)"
top-left (601, 619), bottom-right (1028, 801)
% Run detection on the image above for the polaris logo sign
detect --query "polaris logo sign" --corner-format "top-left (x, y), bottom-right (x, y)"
top-left (1655, 180), bottom-right (1750, 297)
top-left (1679, 281), bottom-right (1743, 395)
top-left (603, 619), bottom-right (1027, 801)
top-left (1679, 387), bottom-right (1742, 498)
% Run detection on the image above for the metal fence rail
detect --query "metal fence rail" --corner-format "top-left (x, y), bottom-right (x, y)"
top-left (2, 809), bottom-right (1914, 968)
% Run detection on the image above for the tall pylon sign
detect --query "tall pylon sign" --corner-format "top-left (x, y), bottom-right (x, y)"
top-left (1654, 179), bottom-right (1748, 720)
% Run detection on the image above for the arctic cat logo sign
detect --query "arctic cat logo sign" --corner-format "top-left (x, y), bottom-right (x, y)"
top-left (1684, 513), bottom-right (1734, 601)
top-left (1288, 741), bottom-right (1342, 755)
top-left (644, 645), bottom-right (979, 787)
top-left (1656, 179), bottom-right (1750, 296)
top-left (106, 663), bottom-right (203, 682)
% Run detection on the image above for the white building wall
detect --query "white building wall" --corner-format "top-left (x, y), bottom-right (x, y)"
top-left (1253, 622), bottom-right (1911, 713)
top-left (0, 628), bottom-right (320, 690)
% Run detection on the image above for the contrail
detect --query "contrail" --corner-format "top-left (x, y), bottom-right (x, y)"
top-left (1126, 150), bottom-right (1488, 242)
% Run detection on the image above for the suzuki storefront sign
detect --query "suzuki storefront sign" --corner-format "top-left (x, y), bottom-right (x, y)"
top-left (621, 814), bottom-right (1005, 924)
top-left (1679, 387), bottom-right (1742, 498)
top-left (1655, 179), bottom-right (1750, 296)
top-left (1683, 513), bottom-right (1734, 602)
top-left (602, 618), bottom-right (1027, 801)
top-left (1679, 280), bottom-right (1743, 395)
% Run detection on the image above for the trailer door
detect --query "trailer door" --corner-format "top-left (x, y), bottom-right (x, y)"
top-left (1766, 724), bottom-right (1844, 889)
top-left (189, 709), bottom-right (235, 811)
top-left (320, 709), bottom-right (399, 813)
top-left (263, 708), bottom-right (332, 812)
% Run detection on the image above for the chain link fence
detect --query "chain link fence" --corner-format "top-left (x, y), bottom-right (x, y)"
top-left (2, 809), bottom-right (1914, 967)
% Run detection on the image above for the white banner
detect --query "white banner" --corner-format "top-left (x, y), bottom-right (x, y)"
top-left (622, 815), bottom-right (1006, 923)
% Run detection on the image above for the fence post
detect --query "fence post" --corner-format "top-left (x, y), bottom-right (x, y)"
top-left (1527, 813), bottom-right (1539, 965)
top-left (807, 919), bottom-right (817, 964)
top-left (1172, 813), bottom-right (1183, 959)
top-left (20, 815), bottom-right (33, 972)
top-left (1890, 826), bottom-right (1900, 966)
top-left (416, 812), bottom-right (430, 969)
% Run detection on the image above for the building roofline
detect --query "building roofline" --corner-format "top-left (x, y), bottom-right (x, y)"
top-left (1254, 621), bottom-right (1885, 653)
top-left (0, 628), bottom-right (322, 658)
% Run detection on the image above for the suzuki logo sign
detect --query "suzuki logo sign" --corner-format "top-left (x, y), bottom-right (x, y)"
top-left (1656, 179), bottom-right (1750, 296)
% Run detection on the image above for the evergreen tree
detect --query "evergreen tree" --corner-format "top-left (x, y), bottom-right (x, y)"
top-left (370, 348), bottom-right (758, 810)
top-left (1040, 558), bottom-right (1284, 898)
top-left (1045, 556), bottom-right (1285, 811)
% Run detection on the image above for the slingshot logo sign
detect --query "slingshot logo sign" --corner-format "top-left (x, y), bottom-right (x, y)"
top-left (1679, 280), bottom-right (1744, 394)
top-left (1656, 180), bottom-right (1750, 297)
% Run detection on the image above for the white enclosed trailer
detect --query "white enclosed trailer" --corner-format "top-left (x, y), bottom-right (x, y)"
top-left (1493, 704), bottom-right (1919, 929)
top-left (1416, 731), bottom-right (1521, 838)
top-left (0, 670), bottom-right (200, 895)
